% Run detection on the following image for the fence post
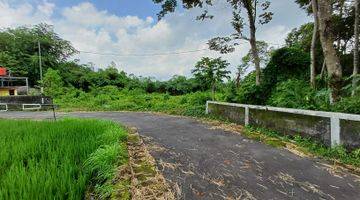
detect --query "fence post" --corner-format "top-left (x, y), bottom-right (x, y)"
top-left (205, 101), bottom-right (209, 114)
top-left (245, 106), bottom-right (249, 126)
top-left (330, 117), bottom-right (341, 147)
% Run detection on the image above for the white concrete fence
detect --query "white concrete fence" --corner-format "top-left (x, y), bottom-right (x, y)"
top-left (206, 101), bottom-right (360, 148)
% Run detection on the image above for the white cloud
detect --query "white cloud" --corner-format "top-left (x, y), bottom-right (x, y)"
top-left (0, 0), bottom-right (310, 80)
top-left (37, 1), bottom-right (55, 17)
top-left (0, 0), bottom-right (54, 27)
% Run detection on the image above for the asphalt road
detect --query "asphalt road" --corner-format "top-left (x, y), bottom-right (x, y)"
top-left (1, 111), bottom-right (359, 200)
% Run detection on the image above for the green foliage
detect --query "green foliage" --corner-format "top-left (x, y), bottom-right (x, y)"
top-left (43, 68), bottom-right (64, 97)
top-left (237, 72), bottom-right (267, 105)
top-left (285, 23), bottom-right (315, 52)
top-left (165, 75), bottom-right (199, 95)
top-left (0, 24), bottom-right (77, 85)
top-left (332, 96), bottom-right (360, 114)
top-left (267, 79), bottom-right (317, 109)
top-left (192, 57), bottom-right (231, 91)
top-left (241, 41), bottom-right (272, 67)
top-left (234, 47), bottom-right (311, 105)
top-left (223, 80), bottom-right (238, 103)
top-left (85, 143), bottom-right (127, 198)
top-left (263, 46), bottom-right (310, 86)
top-left (56, 89), bottom-right (212, 117)
top-left (0, 118), bottom-right (128, 200)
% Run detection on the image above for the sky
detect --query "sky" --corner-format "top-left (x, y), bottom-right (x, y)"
top-left (0, 0), bottom-right (311, 80)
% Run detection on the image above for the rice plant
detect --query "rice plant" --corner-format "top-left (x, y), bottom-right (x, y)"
top-left (0, 118), bottom-right (128, 200)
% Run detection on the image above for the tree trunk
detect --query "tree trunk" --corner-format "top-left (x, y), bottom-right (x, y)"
top-left (336, 0), bottom-right (345, 52)
top-left (317, 0), bottom-right (343, 103)
top-left (235, 72), bottom-right (241, 87)
top-left (353, 0), bottom-right (359, 96)
top-left (246, 5), bottom-right (261, 86)
top-left (250, 30), bottom-right (261, 86)
top-left (320, 58), bottom-right (326, 80)
top-left (310, 0), bottom-right (319, 89)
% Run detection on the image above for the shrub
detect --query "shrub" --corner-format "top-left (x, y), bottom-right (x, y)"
top-left (43, 68), bottom-right (64, 98)
top-left (187, 92), bottom-right (212, 105)
top-left (223, 81), bottom-right (239, 103)
top-left (332, 96), bottom-right (360, 114)
top-left (262, 47), bottom-right (310, 86)
top-left (267, 79), bottom-right (317, 109)
top-left (237, 72), bottom-right (268, 105)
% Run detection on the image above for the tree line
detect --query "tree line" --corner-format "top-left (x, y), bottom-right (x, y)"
top-left (0, 24), bottom-right (230, 96)
top-left (153, 0), bottom-right (360, 103)
top-left (0, 0), bottom-right (359, 114)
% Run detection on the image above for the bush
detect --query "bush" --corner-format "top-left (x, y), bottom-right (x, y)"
top-left (43, 68), bottom-right (64, 98)
top-left (262, 47), bottom-right (310, 86)
top-left (267, 79), bottom-right (317, 109)
top-left (332, 96), bottom-right (360, 114)
top-left (236, 47), bottom-right (311, 105)
top-left (187, 92), bottom-right (212, 105)
top-left (223, 81), bottom-right (238, 103)
top-left (237, 72), bottom-right (268, 105)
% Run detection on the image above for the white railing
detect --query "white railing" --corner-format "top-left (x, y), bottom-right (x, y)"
top-left (206, 101), bottom-right (360, 147)
top-left (22, 104), bottom-right (42, 111)
top-left (0, 103), bottom-right (8, 112)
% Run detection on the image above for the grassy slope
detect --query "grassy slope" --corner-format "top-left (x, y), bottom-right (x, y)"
top-left (0, 118), bottom-right (128, 200)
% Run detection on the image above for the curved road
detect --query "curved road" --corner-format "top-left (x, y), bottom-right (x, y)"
top-left (1, 111), bottom-right (359, 200)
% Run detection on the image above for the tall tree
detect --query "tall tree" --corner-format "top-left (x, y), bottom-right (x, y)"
top-left (317, 0), bottom-right (343, 102)
top-left (208, 1), bottom-right (273, 86)
top-left (192, 57), bottom-right (230, 100)
top-left (310, 0), bottom-right (319, 88)
top-left (295, 0), bottom-right (320, 88)
top-left (235, 40), bottom-right (271, 86)
top-left (353, 0), bottom-right (359, 96)
top-left (0, 24), bottom-right (77, 85)
top-left (153, 0), bottom-right (273, 86)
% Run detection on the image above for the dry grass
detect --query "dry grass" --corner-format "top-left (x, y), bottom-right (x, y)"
top-left (126, 128), bottom-right (175, 200)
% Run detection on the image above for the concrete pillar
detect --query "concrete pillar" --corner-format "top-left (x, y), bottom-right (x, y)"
top-left (245, 106), bottom-right (249, 126)
top-left (330, 117), bottom-right (341, 147)
top-left (205, 101), bottom-right (209, 114)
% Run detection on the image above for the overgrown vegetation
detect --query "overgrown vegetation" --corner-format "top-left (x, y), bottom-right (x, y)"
top-left (56, 86), bottom-right (213, 117)
top-left (0, 118), bottom-right (128, 199)
top-left (1, 22), bottom-right (360, 114)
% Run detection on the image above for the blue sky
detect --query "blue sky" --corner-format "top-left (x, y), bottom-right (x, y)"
top-left (53, 0), bottom-right (162, 19)
top-left (9, 0), bottom-right (162, 19)
top-left (0, 0), bottom-right (310, 79)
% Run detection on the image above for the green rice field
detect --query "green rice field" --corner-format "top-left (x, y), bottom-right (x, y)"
top-left (0, 118), bottom-right (128, 200)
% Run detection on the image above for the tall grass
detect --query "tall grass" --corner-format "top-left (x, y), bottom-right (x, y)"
top-left (56, 88), bottom-right (213, 117)
top-left (0, 118), bottom-right (128, 200)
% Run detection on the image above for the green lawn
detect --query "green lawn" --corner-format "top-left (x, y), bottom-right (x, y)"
top-left (0, 118), bottom-right (128, 200)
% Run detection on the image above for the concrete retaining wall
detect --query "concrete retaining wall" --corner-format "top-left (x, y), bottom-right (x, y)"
top-left (0, 96), bottom-right (53, 111)
top-left (206, 101), bottom-right (360, 150)
top-left (0, 96), bottom-right (52, 104)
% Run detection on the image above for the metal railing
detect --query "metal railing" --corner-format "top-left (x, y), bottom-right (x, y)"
top-left (22, 104), bottom-right (42, 111)
top-left (0, 103), bottom-right (8, 112)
